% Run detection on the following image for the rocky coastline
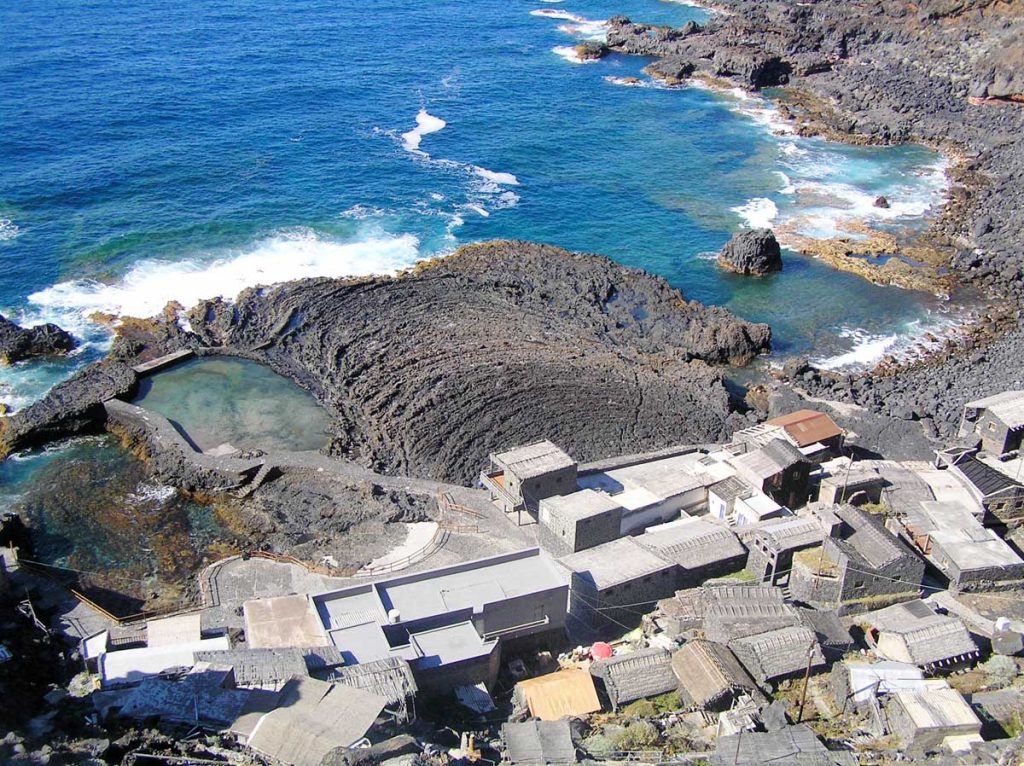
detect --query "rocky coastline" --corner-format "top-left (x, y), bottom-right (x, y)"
top-left (0, 239), bottom-right (770, 487)
top-left (599, 0), bottom-right (1024, 450)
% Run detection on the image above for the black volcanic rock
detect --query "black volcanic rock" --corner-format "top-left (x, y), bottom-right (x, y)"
top-left (181, 241), bottom-right (770, 484)
top-left (718, 229), bottom-right (783, 276)
top-left (0, 314), bottom-right (75, 364)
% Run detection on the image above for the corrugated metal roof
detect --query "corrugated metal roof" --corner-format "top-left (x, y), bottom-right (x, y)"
top-left (965, 390), bottom-right (1024, 428)
top-left (890, 687), bottom-right (981, 730)
top-left (767, 410), bottom-right (844, 448)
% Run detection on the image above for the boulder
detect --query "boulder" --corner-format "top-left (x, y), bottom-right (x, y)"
top-left (873, 195), bottom-right (890, 209)
top-left (0, 314), bottom-right (75, 365)
top-left (717, 229), bottom-right (783, 276)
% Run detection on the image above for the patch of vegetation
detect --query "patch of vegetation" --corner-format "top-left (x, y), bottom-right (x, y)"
top-left (613, 721), bottom-right (660, 751)
top-left (859, 502), bottom-right (887, 515)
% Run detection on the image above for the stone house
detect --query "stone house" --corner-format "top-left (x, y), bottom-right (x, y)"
top-left (482, 441), bottom-right (578, 521)
top-left (644, 588), bottom-right (706, 637)
top-left (537, 489), bottom-right (623, 557)
top-left (501, 720), bottom-right (577, 766)
top-left (671, 639), bottom-right (765, 711)
top-left (558, 537), bottom-right (677, 628)
top-left (707, 475), bottom-right (757, 523)
top-left (958, 391), bottom-right (1024, 456)
top-left (741, 516), bottom-right (825, 585)
top-left (637, 516), bottom-right (747, 589)
top-left (711, 724), bottom-right (856, 766)
top-left (589, 647), bottom-right (678, 711)
top-left (702, 584), bottom-right (802, 644)
top-left (766, 410), bottom-right (845, 459)
top-left (729, 438), bottom-right (812, 509)
top-left (884, 687), bottom-right (983, 756)
top-left (934, 446), bottom-right (1024, 525)
top-left (728, 625), bottom-right (826, 689)
top-left (863, 600), bottom-right (980, 672)
top-left (818, 468), bottom-right (886, 507)
top-left (788, 504), bottom-right (924, 614)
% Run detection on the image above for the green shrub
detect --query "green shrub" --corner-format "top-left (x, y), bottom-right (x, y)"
top-left (614, 721), bottom-right (660, 751)
top-left (621, 699), bottom-right (656, 718)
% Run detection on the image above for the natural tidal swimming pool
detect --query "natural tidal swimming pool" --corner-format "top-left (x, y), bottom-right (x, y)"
top-left (131, 356), bottom-right (329, 454)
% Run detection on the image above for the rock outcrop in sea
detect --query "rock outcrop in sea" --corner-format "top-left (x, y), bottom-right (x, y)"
top-left (0, 314), bottom-right (75, 365)
top-left (718, 229), bottom-right (783, 276)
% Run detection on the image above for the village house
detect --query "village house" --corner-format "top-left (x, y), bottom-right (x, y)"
top-left (671, 639), bottom-right (766, 711)
top-left (574, 453), bottom-right (713, 531)
top-left (644, 588), bottom-right (707, 637)
top-left (829, 660), bottom-right (933, 713)
top-left (788, 504), bottom-right (925, 613)
top-left (728, 438), bottom-right (812, 509)
top-left (589, 646), bottom-right (678, 711)
top-left (636, 516), bottom-right (748, 589)
top-left (889, 499), bottom-right (1024, 592)
top-left (311, 548), bottom-right (568, 695)
top-left (958, 390), bottom-right (1024, 457)
top-left (766, 410), bottom-right (845, 459)
top-left (934, 445), bottom-right (1024, 525)
top-left (862, 600), bottom-right (980, 672)
top-left (558, 537), bottom-right (677, 628)
top-left (482, 441), bottom-right (578, 521)
top-left (702, 584), bottom-right (803, 644)
top-left (741, 515), bottom-right (825, 585)
top-left (817, 466), bottom-right (886, 506)
top-left (884, 687), bottom-right (983, 756)
top-left (728, 625), bottom-right (826, 689)
top-left (537, 489), bottom-right (623, 557)
top-left (501, 720), bottom-right (578, 766)
top-left (711, 724), bottom-right (857, 766)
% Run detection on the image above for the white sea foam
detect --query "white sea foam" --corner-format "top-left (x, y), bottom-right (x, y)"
top-left (815, 330), bottom-right (900, 370)
top-left (0, 219), bottom-right (20, 241)
top-left (530, 9), bottom-right (586, 21)
top-left (473, 167), bottom-right (519, 187)
top-left (775, 171), bottom-right (796, 195)
top-left (129, 482), bottom-right (177, 505)
top-left (401, 109), bottom-right (447, 152)
top-left (557, 20), bottom-right (608, 41)
top-left (465, 204), bottom-right (490, 218)
top-left (339, 204), bottom-right (387, 220)
top-left (731, 197), bottom-right (778, 229)
top-left (552, 45), bottom-right (598, 64)
top-left (27, 229), bottom-right (421, 321)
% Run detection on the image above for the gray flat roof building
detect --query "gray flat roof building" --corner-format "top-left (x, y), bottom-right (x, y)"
top-left (558, 537), bottom-right (674, 591)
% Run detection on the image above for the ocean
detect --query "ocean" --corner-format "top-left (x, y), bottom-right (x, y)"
top-left (1, 0), bottom-right (962, 411)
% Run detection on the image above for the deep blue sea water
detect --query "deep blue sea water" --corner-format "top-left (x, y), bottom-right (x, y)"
top-left (1, 0), bottom-right (961, 413)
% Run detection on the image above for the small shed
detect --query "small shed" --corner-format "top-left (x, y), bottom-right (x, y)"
top-left (728, 626), bottom-right (825, 687)
top-left (767, 410), bottom-right (845, 455)
top-left (884, 687), bottom-right (983, 755)
top-left (513, 668), bottom-right (601, 721)
top-left (245, 677), bottom-right (386, 766)
top-left (638, 517), bottom-right (747, 588)
top-left (327, 656), bottom-right (418, 722)
top-left (864, 600), bottom-right (979, 671)
top-left (959, 391), bottom-right (1024, 456)
top-left (501, 720), bottom-right (577, 766)
top-left (646, 588), bottom-right (706, 637)
top-left (589, 647), bottom-right (678, 711)
top-left (670, 640), bottom-right (765, 711)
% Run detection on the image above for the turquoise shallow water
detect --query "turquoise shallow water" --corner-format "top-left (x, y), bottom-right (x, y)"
top-left (131, 356), bottom-right (330, 452)
top-left (0, 0), bottom-right (960, 411)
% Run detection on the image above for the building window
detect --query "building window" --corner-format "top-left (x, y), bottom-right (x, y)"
top-left (989, 422), bottom-right (997, 431)
top-left (854, 579), bottom-right (865, 588)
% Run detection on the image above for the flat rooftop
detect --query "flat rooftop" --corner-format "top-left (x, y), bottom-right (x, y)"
top-left (576, 453), bottom-right (712, 510)
top-left (930, 525), bottom-right (1024, 569)
top-left (314, 548), bottom-right (566, 627)
top-left (411, 621), bottom-right (497, 668)
top-left (558, 537), bottom-right (673, 590)
top-left (541, 488), bottom-right (623, 521)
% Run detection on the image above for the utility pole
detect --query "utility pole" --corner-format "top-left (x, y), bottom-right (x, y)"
top-left (796, 641), bottom-right (816, 722)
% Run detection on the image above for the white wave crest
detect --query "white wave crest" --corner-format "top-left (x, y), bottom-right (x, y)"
top-left (27, 229), bottom-right (421, 320)
top-left (401, 109), bottom-right (447, 152)
top-left (775, 171), bottom-right (796, 195)
top-left (129, 482), bottom-right (177, 505)
top-left (731, 197), bottom-right (778, 229)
